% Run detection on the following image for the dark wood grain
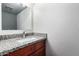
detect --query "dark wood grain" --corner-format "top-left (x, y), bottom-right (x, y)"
top-left (4, 40), bottom-right (46, 56)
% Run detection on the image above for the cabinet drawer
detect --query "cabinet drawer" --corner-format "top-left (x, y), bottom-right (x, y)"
top-left (35, 40), bottom-right (45, 51)
top-left (6, 45), bottom-right (34, 56)
top-left (32, 47), bottom-right (45, 56)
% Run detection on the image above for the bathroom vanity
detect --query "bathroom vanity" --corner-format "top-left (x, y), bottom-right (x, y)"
top-left (4, 40), bottom-right (46, 56)
top-left (0, 33), bottom-right (47, 56)
top-left (0, 3), bottom-right (47, 56)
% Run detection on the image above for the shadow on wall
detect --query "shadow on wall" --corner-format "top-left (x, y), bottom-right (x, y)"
top-left (46, 39), bottom-right (57, 56)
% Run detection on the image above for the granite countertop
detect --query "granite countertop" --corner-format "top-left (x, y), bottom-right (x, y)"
top-left (0, 35), bottom-right (46, 56)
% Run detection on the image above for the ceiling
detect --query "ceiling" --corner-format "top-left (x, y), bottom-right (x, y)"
top-left (2, 3), bottom-right (27, 14)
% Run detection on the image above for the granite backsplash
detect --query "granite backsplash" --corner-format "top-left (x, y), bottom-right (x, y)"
top-left (0, 32), bottom-right (47, 41)
top-left (0, 34), bottom-right (23, 40)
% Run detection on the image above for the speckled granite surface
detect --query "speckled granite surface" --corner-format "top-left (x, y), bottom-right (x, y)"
top-left (0, 33), bottom-right (47, 56)
top-left (0, 34), bottom-right (23, 40)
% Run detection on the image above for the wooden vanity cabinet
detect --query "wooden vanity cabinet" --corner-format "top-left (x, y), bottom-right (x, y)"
top-left (6, 45), bottom-right (34, 56)
top-left (4, 40), bottom-right (46, 56)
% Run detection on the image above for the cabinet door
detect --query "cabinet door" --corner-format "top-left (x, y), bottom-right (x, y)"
top-left (31, 40), bottom-right (46, 56)
top-left (32, 47), bottom-right (45, 56)
top-left (4, 45), bottom-right (34, 56)
top-left (35, 40), bottom-right (45, 51)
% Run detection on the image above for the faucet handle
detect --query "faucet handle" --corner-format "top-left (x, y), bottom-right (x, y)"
top-left (23, 32), bottom-right (26, 38)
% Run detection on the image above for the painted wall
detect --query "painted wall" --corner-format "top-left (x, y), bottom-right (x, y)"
top-left (17, 7), bottom-right (32, 32)
top-left (2, 11), bottom-right (17, 30)
top-left (33, 3), bottom-right (79, 56)
top-left (0, 3), bottom-right (2, 30)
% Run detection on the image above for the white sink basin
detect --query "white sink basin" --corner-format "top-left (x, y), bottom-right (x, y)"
top-left (17, 38), bottom-right (38, 43)
top-left (17, 36), bottom-right (43, 44)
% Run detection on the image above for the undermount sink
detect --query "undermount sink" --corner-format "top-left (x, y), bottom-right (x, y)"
top-left (17, 37), bottom-right (39, 43)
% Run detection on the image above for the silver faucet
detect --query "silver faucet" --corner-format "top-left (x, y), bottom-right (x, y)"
top-left (23, 32), bottom-right (26, 38)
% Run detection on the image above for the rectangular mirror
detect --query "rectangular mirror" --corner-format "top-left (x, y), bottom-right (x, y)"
top-left (1, 3), bottom-right (33, 32)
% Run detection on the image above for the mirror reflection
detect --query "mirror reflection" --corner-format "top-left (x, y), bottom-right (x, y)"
top-left (2, 3), bottom-right (32, 31)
